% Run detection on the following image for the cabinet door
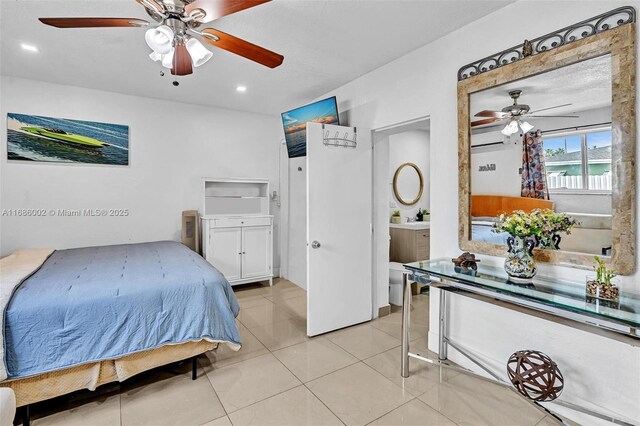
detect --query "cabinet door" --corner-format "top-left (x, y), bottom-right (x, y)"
top-left (209, 227), bottom-right (243, 282)
top-left (416, 229), bottom-right (430, 260)
top-left (242, 226), bottom-right (272, 279)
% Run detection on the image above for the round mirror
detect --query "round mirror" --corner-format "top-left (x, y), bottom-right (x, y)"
top-left (393, 163), bottom-right (424, 206)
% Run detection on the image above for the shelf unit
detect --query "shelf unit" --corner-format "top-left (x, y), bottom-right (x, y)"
top-left (202, 179), bottom-right (270, 217)
top-left (201, 179), bottom-right (273, 286)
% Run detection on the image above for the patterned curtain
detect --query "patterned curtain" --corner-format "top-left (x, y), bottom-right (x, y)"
top-left (521, 130), bottom-right (549, 200)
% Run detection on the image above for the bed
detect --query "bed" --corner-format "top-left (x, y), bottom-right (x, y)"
top-left (471, 195), bottom-right (555, 244)
top-left (0, 241), bottom-right (241, 409)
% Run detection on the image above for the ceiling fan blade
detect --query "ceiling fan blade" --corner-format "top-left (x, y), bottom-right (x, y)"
top-left (471, 118), bottom-right (501, 127)
top-left (475, 110), bottom-right (507, 118)
top-left (39, 17), bottom-right (149, 28)
top-left (526, 115), bottom-right (580, 118)
top-left (186, 0), bottom-right (271, 23)
top-left (528, 103), bottom-right (573, 114)
top-left (172, 43), bottom-right (194, 76)
top-left (201, 28), bottom-right (284, 68)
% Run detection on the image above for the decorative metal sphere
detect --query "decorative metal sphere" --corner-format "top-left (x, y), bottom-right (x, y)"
top-left (507, 350), bottom-right (564, 402)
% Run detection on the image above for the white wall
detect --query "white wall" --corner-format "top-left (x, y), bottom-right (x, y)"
top-left (388, 130), bottom-right (430, 220)
top-left (552, 193), bottom-right (612, 215)
top-left (289, 1), bottom-right (640, 424)
top-left (470, 143), bottom-right (521, 196)
top-left (0, 76), bottom-right (283, 275)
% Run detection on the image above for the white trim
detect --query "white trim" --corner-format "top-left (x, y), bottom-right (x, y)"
top-left (372, 115), bottom-right (431, 134)
top-left (542, 125), bottom-right (612, 139)
top-left (547, 160), bottom-right (611, 165)
top-left (371, 116), bottom-right (431, 320)
top-left (201, 177), bottom-right (270, 184)
top-left (549, 190), bottom-right (612, 195)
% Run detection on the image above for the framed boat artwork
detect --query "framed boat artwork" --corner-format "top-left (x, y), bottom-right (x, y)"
top-left (6, 113), bottom-right (129, 165)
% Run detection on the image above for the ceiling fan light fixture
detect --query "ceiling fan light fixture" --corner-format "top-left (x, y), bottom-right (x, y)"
top-left (519, 120), bottom-right (534, 133)
top-left (145, 25), bottom-right (174, 55)
top-left (501, 120), bottom-right (519, 136)
top-left (149, 51), bottom-right (162, 62)
top-left (186, 38), bottom-right (213, 67)
top-left (161, 49), bottom-right (175, 69)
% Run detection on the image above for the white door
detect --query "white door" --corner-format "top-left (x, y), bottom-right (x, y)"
top-left (307, 122), bottom-right (372, 336)
top-left (210, 227), bottom-right (242, 282)
top-left (242, 225), bottom-right (272, 279)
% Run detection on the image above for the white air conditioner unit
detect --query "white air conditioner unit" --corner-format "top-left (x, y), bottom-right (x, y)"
top-left (471, 128), bottom-right (517, 149)
top-left (471, 129), bottom-right (508, 148)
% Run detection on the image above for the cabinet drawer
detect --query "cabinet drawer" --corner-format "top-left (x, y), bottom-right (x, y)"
top-left (243, 217), bottom-right (272, 227)
top-left (211, 217), bottom-right (271, 228)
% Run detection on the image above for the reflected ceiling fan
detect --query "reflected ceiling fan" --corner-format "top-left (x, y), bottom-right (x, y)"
top-left (472, 90), bottom-right (579, 136)
top-left (39, 0), bottom-right (284, 78)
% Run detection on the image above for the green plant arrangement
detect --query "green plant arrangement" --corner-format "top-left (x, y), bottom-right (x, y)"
top-left (391, 210), bottom-right (401, 224)
top-left (532, 209), bottom-right (578, 250)
top-left (494, 210), bottom-right (544, 238)
top-left (586, 256), bottom-right (619, 302)
top-left (416, 208), bottom-right (429, 222)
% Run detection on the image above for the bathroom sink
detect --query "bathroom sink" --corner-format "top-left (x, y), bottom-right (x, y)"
top-left (389, 222), bottom-right (430, 230)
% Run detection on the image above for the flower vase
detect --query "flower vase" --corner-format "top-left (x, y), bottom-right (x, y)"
top-left (538, 234), bottom-right (561, 250)
top-left (504, 235), bottom-right (537, 283)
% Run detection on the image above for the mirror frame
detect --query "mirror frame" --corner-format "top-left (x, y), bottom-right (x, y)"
top-left (458, 24), bottom-right (636, 274)
top-left (393, 162), bottom-right (424, 206)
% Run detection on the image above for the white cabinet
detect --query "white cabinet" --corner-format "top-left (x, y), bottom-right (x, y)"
top-left (202, 216), bottom-right (273, 286)
top-left (201, 179), bottom-right (274, 286)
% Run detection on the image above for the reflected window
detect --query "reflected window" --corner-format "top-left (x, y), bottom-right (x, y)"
top-left (543, 128), bottom-right (612, 192)
top-left (586, 131), bottom-right (612, 191)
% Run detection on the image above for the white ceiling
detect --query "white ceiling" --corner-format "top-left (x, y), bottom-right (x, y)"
top-left (1, 0), bottom-right (512, 115)
top-left (470, 54), bottom-right (612, 129)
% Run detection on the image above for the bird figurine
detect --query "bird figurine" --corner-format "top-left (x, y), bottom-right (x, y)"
top-left (523, 39), bottom-right (534, 57)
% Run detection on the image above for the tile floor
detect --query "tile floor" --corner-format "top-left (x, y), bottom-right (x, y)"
top-left (25, 279), bottom-right (562, 426)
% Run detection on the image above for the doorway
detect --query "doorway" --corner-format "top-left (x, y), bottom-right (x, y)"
top-left (372, 117), bottom-right (431, 317)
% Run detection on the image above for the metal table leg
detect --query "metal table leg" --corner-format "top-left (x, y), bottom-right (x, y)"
top-left (401, 271), bottom-right (411, 378)
top-left (438, 289), bottom-right (448, 361)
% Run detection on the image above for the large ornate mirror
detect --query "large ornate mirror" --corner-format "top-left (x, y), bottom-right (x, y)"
top-left (393, 162), bottom-right (424, 206)
top-left (458, 14), bottom-right (636, 274)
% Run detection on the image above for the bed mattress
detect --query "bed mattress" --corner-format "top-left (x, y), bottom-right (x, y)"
top-left (4, 241), bottom-right (240, 379)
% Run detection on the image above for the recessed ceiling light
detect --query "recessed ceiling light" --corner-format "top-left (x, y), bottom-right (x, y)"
top-left (236, 85), bottom-right (247, 93)
top-left (21, 43), bottom-right (39, 53)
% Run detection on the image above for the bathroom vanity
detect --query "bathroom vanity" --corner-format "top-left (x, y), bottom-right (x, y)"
top-left (389, 222), bottom-right (430, 263)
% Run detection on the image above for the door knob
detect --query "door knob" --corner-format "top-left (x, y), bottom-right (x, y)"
top-left (311, 241), bottom-right (321, 249)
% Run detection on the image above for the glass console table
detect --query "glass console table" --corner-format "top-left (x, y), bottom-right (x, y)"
top-left (400, 259), bottom-right (639, 426)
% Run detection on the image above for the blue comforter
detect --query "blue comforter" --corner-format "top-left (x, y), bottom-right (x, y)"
top-left (4, 241), bottom-right (240, 379)
top-left (472, 224), bottom-right (510, 245)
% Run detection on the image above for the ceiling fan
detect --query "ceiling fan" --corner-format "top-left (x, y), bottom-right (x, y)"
top-left (471, 90), bottom-right (579, 136)
top-left (38, 0), bottom-right (284, 78)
